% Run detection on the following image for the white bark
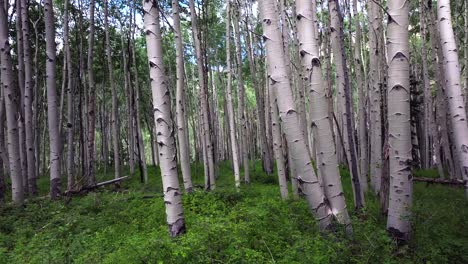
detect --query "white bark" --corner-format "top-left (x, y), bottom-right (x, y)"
top-left (386, 0), bottom-right (413, 240)
top-left (189, 0), bottom-right (216, 190)
top-left (104, 0), bottom-right (121, 182)
top-left (172, 0), bottom-right (193, 192)
top-left (225, 1), bottom-right (241, 188)
top-left (438, 0), bottom-right (468, 197)
top-left (0, 0), bottom-right (24, 204)
top-left (143, 0), bottom-right (186, 236)
top-left (64, 0), bottom-right (74, 191)
top-left (296, 0), bottom-right (351, 230)
top-left (260, 0), bottom-right (332, 231)
top-left (368, 0), bottom-right (383, 194)
top-left (45, 0), bottom-right (62, 199)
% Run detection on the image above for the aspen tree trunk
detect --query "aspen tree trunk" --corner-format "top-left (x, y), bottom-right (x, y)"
top-left (368, 0), bottom-right (383, 194)
top-left (386, 0), bottom-right (413, 240)
top-left (296, 0), bottom-right (351, 230)
top-left (420, 0), bottom-right (432, 171)
top-left (352, 0), bottom-right (368, 192)
top-left (104, 0), bottom-right (121, 181)
top-left (329, 0), bottom-right (364, 209)
top-left (143, 0), bottom-right (186, 237)
top-left (438, 0), bottom-right (468, 197)
top-left (225, 1), bottom-right (241, 188)
top-left (172, 0), bottom-right (193, 192)
top-left (260, 0), bottom-right (333, 231)
top-left (20, 0), bottom-right (37, 195)
top-left (87, 0), bottom-right (97, 186)
top-left (465, 3), bottom-right (468, 115)
top-left (269, 76), bottom-right (289, 199)
top-left (0, 1), bottom-right (24, 203)
top-left (232, 4), bottom-right (250, 183)
top-left (44, 0), bottom-right (62, 199)
top-left (121, 34), bottom-right (135, 175)
top-left (64, 0), bottom-right (74, 191)
top-left (189, 0), bottom-right (216, 190)
top-left (131, 5), bottom-right (148, 184)
top-left (244, 4), bottom-right (273, 176)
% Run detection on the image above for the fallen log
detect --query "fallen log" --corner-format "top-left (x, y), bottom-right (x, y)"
top-left (66, 176), bottom-right (129, 195)
top-left (413, 177), bottom-right (464, 186)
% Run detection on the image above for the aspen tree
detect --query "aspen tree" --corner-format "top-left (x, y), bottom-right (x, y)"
top-left (189, 0), bottom-right (216, 190)
top-left (386, 0), bottom-right (413, 240)
top-left (296, 0), bottom-right (351, 230)
top-left (104, 0), bottom-right (121, 182)
top-left (232, 3), bottom-right (250, 183)
top-left (260, 0), bottom-right (333, 231)
top-left (172, 0), bottom-right (193, 192)
top-left (143, 0), bottom-right (186, 237)
top-left (0, 0), bottom-right (24, 204)
top-left (329, 0), bottom-right (364, 209)
top-left (438, 0), bottom-right (468, 197)
top-left (45, 0), bottom-right (62, 199)
top-left (64, 0), bottom-right (74, 191)
top-left (225, 1), bottom-right (241, 188)
top-left (87, 0), bottom-right (97, 186)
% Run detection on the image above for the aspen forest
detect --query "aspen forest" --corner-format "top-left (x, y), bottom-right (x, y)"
top-left (1, 0), bottom-right (468, 262)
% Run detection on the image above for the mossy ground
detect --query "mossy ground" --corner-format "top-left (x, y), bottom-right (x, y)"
top-left (0, 162), bottom-right (467, 263)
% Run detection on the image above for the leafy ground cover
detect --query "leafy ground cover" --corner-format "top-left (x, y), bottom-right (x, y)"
top-left (0, 162), bottom-right (467, 263)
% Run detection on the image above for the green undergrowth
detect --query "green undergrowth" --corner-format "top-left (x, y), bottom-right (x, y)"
top-left (0, 162), bottom-right (467, 263)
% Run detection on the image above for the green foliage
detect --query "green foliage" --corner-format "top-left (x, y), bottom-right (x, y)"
top-left (0, 165), bottom-right (467, 263)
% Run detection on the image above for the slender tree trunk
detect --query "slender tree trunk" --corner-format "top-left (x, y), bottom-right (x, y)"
top-left (20, 0), bottom-right (37, 195)
top-left (143, 0), bottom-right (186, 237)
top-left (232, 3), bottom-right (250, 183)
top-left (189, 0), bottom-right (216, 190)
top-left (45, 0), bottom-right (62, 199)
top-left (244, 3), bottom-right (273, 176)
top-left (0, 3), bottom-right (24, 203)
top-left (438, 0), bottom-right (468, 197)
top-left (352, 0), bottom-right (368, 193)
top-left (172, 0), bottom-right (193, 192)
top-left (87, 0), bottom-right (97, 186)
top-left (368, 0), bottom-right (383, 194)
top-left (386, 0), bottom-right (413, 240)
top-left (260, 0), bottom-right (333, 231)
top-left (296, 0), bottom-right (351, 231)
top-left (329, 0), bottom-right (364, 209)
top-left (64, 0), bottom-right (74, 191)
top-left (104, 0), bottom-right (121, 181)
top-left (224, 1), bottom-right (240, 188)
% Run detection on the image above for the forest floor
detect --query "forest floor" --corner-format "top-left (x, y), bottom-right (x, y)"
top-left (0, 162), bottom-right (467, 263)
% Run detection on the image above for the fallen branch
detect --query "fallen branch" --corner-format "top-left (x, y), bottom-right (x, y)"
top-left (66, 176), bottom-right (129, 195)
top-left (413, 177), bottom-right (464, 186)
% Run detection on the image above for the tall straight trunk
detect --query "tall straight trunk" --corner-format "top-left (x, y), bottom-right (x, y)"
top-left (20, 0), bottom-right (37, 195)
top-left (0, 1), bottom-right (24, 203)
top-left (143, 0), bottom-right (186, 237)
top-left (232, 4), bottom-right (250, 183)
top-left (244, 3), bottom-right (273, 175)
top-left (172, 0), bottom-right (193, 192)
top-left (104, 0), bottom-right (121, 180)
top-left (45, 0), bottom-right (62, 199)
top-left (225, 1), bottom-right (240, 188)
top-left (131, 4), bottom-right (148, 184)
top-left (420, 0), bottom-right (432, 171)
top-left (87, 0), bottom-right (97, 186)
top-left (329, 0), bottom-right (364, 209)
top-left (64, 0), bottom-right (74, 191)
top-left (189, 0), bottom-right (216, 190)
top-left (352, 0), bottom-right (368, 192)
top-left (296, 0), bottom-right (351, 231)
top-left (465, 2), bottom-right (468, 115)
top-left (368, 0), bottom-right (383, 194)
top-left (260, 0), bottom-right (333, 231)
top-left (121, 35), bottom-right (135, 175)
top-left (386, 0), bottom-right (412, 240)
top-left (269, 80), bottom-right (288, 199)
top-left (438, 0), bottom-right (468, 197)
